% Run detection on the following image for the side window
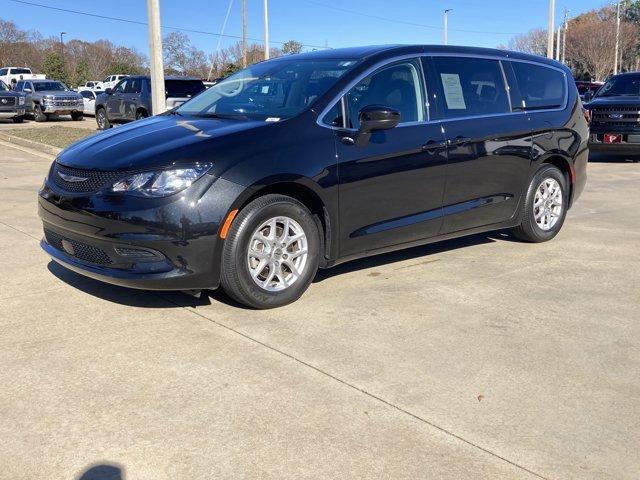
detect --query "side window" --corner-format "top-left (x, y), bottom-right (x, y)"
top-left (80, 91), bottom-right (92, 99)
top-left (0, 69), bottom-right (7, 76)
top-left (511, 62), bottom-right (566, 110)
top-left (15, 81), bottom-right (24, 91)
top-left (125, 78), bottom-right (142, 94)
top-left (113, 79), bottom-right (127, 94)
top-left (345, 59), bottom-right (426, 129)
top-left (432, 57), bottom-right (510, 118)
top-left (322, 100), bottom-right (344, 127)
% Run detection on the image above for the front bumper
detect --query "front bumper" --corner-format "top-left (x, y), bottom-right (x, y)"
top-left (38, 172), bottom-right (245, 291)
top-left (588, 130), bottom-right (640, 155)
top-left (0, 109), bottom-right (25, 118)
top-left (40, 103), bottom-right (84, 115)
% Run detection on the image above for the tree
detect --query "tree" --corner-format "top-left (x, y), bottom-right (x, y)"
top-left (42, 51), bottom-right (67, 83)
top-left (281, 40), bottom-right (303, 55)
top-left (163, 31), bottom-right (208, 77)
top-left (73, 59), bottom-right (90, 86)
top-left (505, 28), bottom-right (548, 56)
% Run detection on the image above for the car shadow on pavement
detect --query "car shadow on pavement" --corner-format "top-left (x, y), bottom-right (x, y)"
top-left (588, 153), bottom-right (640, 163)
top-left (75, 462), bottom-right (124, 480)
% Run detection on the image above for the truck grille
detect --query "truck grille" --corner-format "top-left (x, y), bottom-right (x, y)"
top-left (52, 163), bottom-right (127, 193)
top-left (591, 106), bottom-right (640, 128)
top-left (0, 96), bottom-right (16, 106)
top-left (44, 229), bottom-right (113, 266)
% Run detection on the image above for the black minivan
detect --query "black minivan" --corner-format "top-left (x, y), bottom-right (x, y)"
top-left (38, 45), bottom-right (588, 308)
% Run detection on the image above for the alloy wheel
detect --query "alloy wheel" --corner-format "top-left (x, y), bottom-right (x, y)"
top-left (533, 178), bottom-right (563, 231)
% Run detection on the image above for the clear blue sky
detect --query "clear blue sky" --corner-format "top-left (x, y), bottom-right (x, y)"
top-left (2, 0), bottom-right (607, 56)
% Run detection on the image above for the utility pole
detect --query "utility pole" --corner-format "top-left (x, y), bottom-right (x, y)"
top-left (547, 0), bottom-right (555, 58)
top-left (443, 9), bottom-right (452, 45)
top-left (555, 26), bottom-right (561, 60)
top-left (614, 0), bottom-right (621, 75)
top-left (242, 0), bottom-right (247, 67)
top-left (59, 32), bottom-right (66, 60)
top-left (146, 0), bottom-right (166, 114)
top-left (561, 8), bottom-right (568, 64)
top-left (263, 0), bottom-right (269, 60)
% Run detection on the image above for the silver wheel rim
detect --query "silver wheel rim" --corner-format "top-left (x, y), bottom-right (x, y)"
top-left (533, 178), bottom-right (563, 231)
top-left (97, 111), bottom-right (105, 128)
top-left (247, 216), bottom-right (308, 292)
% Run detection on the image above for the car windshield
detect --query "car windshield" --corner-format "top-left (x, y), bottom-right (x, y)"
top-left (166, 80), bottom-right (206, 98)
top-left (0, 80), bottom-right (9, 91)
top-left (596, 74), bottom-right (640, 97)
top-left (33, 81), bottom-right (68, 92)
top-left (176, 57), bottom-right (359, 120)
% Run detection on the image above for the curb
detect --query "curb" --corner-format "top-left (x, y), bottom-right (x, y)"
top-left (0, 131), bottom-right (62, 156)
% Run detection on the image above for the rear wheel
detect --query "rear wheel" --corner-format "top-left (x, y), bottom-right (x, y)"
top-left (96, 107), bottom-right (111, 130)
top-left (511, 164), bottom-right (567, 242)
top-left (220, 195), bottom-right (321, 309)
top-left (33, 104), bottom-right (47, 122)
top-left (71, 111), bottom-right (84, 121)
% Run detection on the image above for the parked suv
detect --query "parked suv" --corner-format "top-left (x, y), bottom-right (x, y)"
top-left (38, 45), bottom-right (588, 308)
top-left (584, 72), bottom-right (640, 156)
top-left (0, 79), bottom-right (26, 122)
top-left (95, 76), bottom-right (206, 129)
top-left (14, 79), bottom-right (84, 122)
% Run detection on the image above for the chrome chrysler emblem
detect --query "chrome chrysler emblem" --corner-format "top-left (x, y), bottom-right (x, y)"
top-left (609, 113), bottom-right (624, 119)
top-left (58, 171), bottom-right (88, 182)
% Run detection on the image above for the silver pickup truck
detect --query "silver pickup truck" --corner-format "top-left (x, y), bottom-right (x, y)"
top-left (14, 79), bottom-right (84, 122)
top-left (0, 80), bottom-right (26, 123)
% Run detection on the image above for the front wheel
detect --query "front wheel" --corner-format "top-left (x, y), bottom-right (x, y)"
top-left (12, 116), bottom-right (24, 123)
top-left (96, 107), bottom-right (111, 130)
top-left (511, 164), bottom-right (568, 242)
top-left (33, 104), bottom-right (47, 122)
top-left (135, 109), bottom-right (148, 121)
top-left (71, 111), bottom-right (84, 121)
top-left (220, 195), bottom-right (321, 309)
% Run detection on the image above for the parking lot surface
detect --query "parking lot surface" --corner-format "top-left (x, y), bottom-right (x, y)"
top-left (1, 141), bottom-right (638, 479)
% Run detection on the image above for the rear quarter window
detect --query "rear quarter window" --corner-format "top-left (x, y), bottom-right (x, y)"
top-left (431, 57), bottom-right (510, 118)
top-left (511, 62), bottom-right (566, 110)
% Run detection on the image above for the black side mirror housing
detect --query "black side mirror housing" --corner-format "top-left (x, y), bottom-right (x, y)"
top-left (353, 105), bottom-right (400, 147)
top-left (105, 88), bottom-right (112, 95)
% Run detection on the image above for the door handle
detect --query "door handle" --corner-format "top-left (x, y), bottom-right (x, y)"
top-left (447, 136), bottom-right (472, 146)
top-left (422, 140), bottom-right (447, 151)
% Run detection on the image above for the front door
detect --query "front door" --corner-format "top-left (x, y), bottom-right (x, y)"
top-left (332, 58), bottom-right (448, 257)
top-left (106, 78), bottom-right (128, 120)
top-left (424, 56), bottom-right (532, 234)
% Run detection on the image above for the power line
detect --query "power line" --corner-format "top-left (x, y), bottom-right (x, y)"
top-left (299, 0), bottom-right (522, 35)
top-left (6, 0), bottom-right (328, 49)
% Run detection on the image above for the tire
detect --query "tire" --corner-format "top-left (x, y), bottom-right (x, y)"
top-left (220, 194), bottom-right (321, 309)
top-left (33, 104), bottom-right (47, 122)
top-left (12, 116), bottom-right (24, 123)
top-left (510, 164), bottom-right (568, 243)
top-left (71, 111), bottom-right (84, 121)
top-left (96, 107), bottom-right (111, 130)
top-left (135, 109), bottom-right (148, 120)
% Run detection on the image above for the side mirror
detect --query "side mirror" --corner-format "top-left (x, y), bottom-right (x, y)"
top-left (105, 88), bottom-right (112, 95)
top-left (353, 105), bottom-right (400, 147)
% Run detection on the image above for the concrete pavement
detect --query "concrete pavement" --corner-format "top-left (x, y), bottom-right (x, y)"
top-left (0, 141), bottom-right (638, 479)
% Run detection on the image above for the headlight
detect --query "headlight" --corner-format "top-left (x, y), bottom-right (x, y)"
top-left (18, 96), bottom-right (25, 105)
top-left (111, 164), bottom-right (212, 197)
top-left (43, 96), bottom-right (55, 104)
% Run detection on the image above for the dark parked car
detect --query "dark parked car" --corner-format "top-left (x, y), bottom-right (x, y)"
top-left (0, 79), bottom-right (26, 122)
top-left (95, 76), bottom-right (205, 129)
top-left (584, 72), bottom-right (640, 157)
top-left (38, 45), bottom-right (588, 308)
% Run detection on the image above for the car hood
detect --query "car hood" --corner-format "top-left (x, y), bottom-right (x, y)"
top-left (586, 96), bottom-right (640, 108)
top-left (0, 90), bottom-right (23, 97)
top-left (56, 114), bottom-right (273, 173)
top-left (37, 90), bottom-right (82, 97)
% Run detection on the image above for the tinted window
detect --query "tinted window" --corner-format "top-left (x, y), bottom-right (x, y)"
top-left (322, 100), bottom-right (344, 127)
top-left (595, 73), bottom-right (640, 97)
top-left (345, 59), bottom-right (426, 129)
top-left (10, 68), bottom-right (31, 74)
top-left (511, 62), bottom-right (566, 110)
top-left (113, 80), bottom-right (127, 93)
top-left (0, 69), bottom-right (7, 76)
top-left (432, 57), bottom-right (509, 118)
top-left (80, 91), bottom-right (94, 99)
top-left (125, 78), bottom-right (142, 94)
top-left (165, 80), bottom-right (205, 98)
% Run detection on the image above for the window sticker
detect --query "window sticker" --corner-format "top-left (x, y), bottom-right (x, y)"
top-left (440, 73), bottom-right (467, 110)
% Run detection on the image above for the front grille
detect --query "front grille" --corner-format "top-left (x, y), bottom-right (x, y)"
top-left (592, 106), bottom-right (640, 127)
top-left (52, 163), bottom-right (126, 193)
top-left (0, 96), bottom-right (17, 106)
top-left (44, 229), bottom-right (112, 266)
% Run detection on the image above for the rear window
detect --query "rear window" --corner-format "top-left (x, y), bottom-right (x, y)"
top-left (431, 57), bottom-right (510, 118)
top-left (10, 68), bottom-right (31, 74)
top-left (511, 62), bottom-right (566, 110)
top-left (165, 80), bottom-right (206, 98)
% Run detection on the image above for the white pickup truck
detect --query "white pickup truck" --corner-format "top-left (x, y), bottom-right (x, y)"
top-left (0, 67), bottom-right (46, 89)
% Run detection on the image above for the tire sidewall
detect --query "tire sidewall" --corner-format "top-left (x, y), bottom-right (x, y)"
top-left (96, 108), bottom-right (109, 129)
top-left (224, 198), bottom-right (320, 308)
top-left (522, 165), bottom-right (568, 242)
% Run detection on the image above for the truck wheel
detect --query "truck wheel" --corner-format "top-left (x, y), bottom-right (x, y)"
top-left (12, 116), bottom-right (24, 124)
top-left (96, 108), bottom-right (111, 130)
top-left (135, 109), bottom-right (148, 120)
top-left (33, 104), bottom-right (47, 122)
top-left (71, 112), bottom-right (84, 121)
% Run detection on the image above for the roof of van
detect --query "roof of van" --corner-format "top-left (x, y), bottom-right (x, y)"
top-left (273, 44), bottom-right (564, 68)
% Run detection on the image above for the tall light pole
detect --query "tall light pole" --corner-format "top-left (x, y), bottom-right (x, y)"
top-left (547, 0), bottom-right (555, 58)
top-left (60, 32), bottom-right (66, 62)
top-left (443, 9), bottom-right (452, 45)
top-left (614, 0), bottom-right (621, 75)
top-left (242, 0), bottom-right (247, 67)
top-left (263, 0), bottom-right (270, 60)
top-left (146, 0), bottom-right (166, 114)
